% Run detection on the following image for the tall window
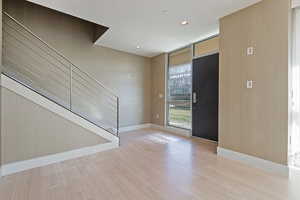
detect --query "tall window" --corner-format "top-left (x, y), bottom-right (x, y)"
top-left (167, 47), bottom-right (192, 129)
top-left (291, 7), bottom-right (300, 166)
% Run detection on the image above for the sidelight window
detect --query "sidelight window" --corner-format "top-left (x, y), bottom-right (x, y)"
top-left (167, 47), bottom-right (192, 130)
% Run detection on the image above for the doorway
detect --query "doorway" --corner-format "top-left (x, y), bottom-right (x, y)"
top-left (192, 53), bottom-right (219, 141)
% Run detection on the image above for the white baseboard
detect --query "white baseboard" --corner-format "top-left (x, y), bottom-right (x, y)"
top-left (217, 147), bottom-right (290, 177)
top-left (1, 142), bottom-right (118, 176)
top-left (120, 123), bottom-right (152, 133)
top-left (0, 123), bottom-right (189, 176)
top-left (1, 74), bottom-right (119, 144)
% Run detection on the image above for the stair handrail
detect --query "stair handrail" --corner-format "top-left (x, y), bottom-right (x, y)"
top-left (3, 11), bottom-right (118, 99)
top-left (3, 11), bottom-right (120, 137)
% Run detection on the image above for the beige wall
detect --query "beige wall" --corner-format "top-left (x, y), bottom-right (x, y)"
top-left (151, 54), bottom-right (166, 126)
top-left (4, 0), bottom-right (152, 127)
top-left (1, 87), bottom-right (108, 164)
top-left (219, 0), bottom-right (290, 165)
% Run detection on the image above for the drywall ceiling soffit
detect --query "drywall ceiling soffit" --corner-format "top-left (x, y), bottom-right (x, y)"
top-left (26, 0), bottom-right (262, 57)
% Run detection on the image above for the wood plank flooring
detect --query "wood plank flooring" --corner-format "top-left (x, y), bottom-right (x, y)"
top-left (1, 128), bottom-right (300, 200)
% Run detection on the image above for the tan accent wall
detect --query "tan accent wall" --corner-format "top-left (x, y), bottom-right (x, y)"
top-left (151, 54), bottom-right (166, 126)
top-left (219, 0), bottom-right (290, 165)
top-left (4, 0), bottom-right (152, 127)
top-left (194, 36), bottom-right (219, 58)
top-left (1, 87), bottom-right (108, 164)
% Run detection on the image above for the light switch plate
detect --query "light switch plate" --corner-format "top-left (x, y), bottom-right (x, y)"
top-left (247, 80), bottom-right (253, 89)
top-left (247, 47), bottom-right (254, 56)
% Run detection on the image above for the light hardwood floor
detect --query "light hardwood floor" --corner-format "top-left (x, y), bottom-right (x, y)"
top-left (1, 129), bottom-right (300, 200)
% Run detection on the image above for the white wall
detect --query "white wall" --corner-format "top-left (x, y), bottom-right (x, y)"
top-left (291, 7), bottom-right (300, 156)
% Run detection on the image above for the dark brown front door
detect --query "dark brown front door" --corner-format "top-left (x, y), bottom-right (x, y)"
top-left (192, 53), bottom-right (219, 141)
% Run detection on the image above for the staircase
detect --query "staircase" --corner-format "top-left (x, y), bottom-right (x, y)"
top-left (2, 11), bottom-right (119, 139)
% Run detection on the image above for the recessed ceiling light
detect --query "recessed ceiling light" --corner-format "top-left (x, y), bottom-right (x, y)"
top-left (181, 20), bottom-right (189, 25)
top-left (136, 45), bottom-right (141, 49)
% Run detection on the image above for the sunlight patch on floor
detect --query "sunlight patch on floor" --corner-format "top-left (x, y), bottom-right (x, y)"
top-left (146, 133), bottom-right (180, 144)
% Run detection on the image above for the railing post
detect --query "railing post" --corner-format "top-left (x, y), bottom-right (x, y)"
top-left (70, 64), bottom-right (73, 111)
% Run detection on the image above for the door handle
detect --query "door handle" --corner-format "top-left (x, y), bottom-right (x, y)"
top-left (193, 92), bottom-right (197, 103)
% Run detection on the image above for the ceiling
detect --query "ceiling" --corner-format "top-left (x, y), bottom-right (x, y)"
top-left (26, 0), bottom-right (261, 57)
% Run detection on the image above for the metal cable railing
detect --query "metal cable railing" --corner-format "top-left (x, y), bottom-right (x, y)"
top-left (2, 12), bottom-right (120, 137)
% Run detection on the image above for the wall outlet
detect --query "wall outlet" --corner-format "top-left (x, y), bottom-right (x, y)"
top-left (247, 47), bottom-right (254, 56)
top-left (156, 114), bottom-right (160, 119)
top-left (158, 93), bottom-right (163, 98)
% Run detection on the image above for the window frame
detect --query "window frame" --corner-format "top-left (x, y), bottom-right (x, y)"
top-left (166, 45), bottom-right (193, 130)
